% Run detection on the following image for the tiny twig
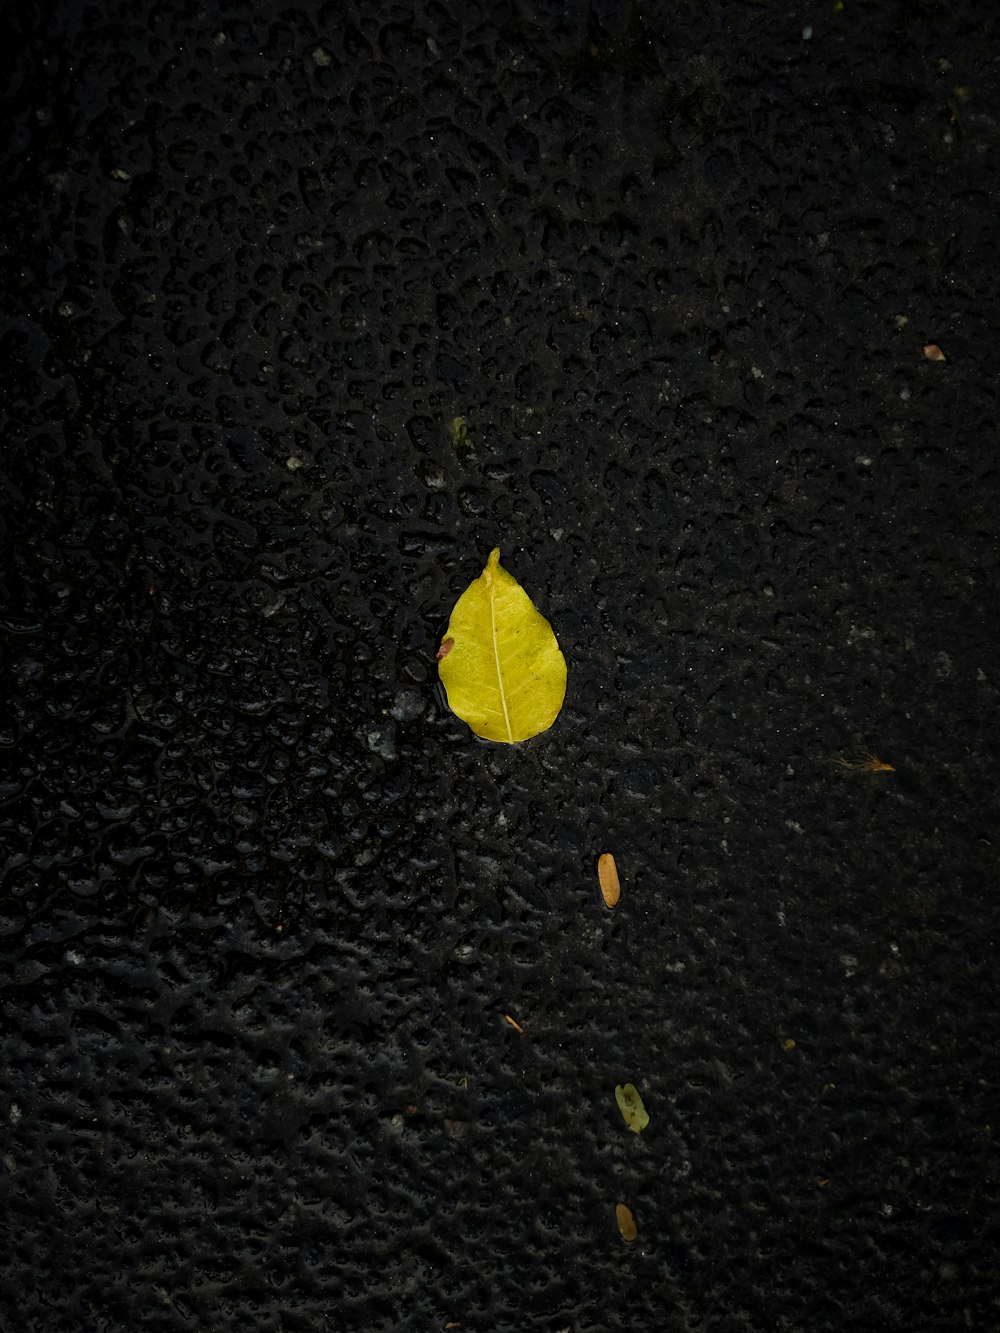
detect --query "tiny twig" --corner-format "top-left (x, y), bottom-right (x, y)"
top-left (832, 751), bottom-right (895, 773)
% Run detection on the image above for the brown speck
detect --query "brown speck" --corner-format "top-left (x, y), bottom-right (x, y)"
top-left (502, 1013), bottom-right (524, 1034)
top-left (615, 1203), bottom-right (638, 1242)
top-left (923, 343), bottom-right (947, 362)
top-left (436, 637), bottom-right (455, 660)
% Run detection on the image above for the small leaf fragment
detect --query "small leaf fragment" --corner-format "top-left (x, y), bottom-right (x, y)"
top-left (597, 852), bottom-right (620, 909)
top-left (615, 1202), bottom-right (638, 1242)
top-left (438, 548), bottom-right (567, 743)
top-left (447, 415), bottom-right (472, 453)
top-left (615, 1083), bottom-right (649, 1134)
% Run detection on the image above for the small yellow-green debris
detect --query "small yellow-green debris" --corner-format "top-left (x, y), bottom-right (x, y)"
top-left (615, 1083), bottom-right (649, 1134)
top-left (447, 415), bottom-right (472, 452)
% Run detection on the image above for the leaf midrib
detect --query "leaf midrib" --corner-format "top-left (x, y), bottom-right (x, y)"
top-left (489, 577), bottom-right (514, 742)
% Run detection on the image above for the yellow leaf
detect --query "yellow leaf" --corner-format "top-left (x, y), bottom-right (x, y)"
top-left (438, 548), bottom-right (567, 744)
top-left (615, 1083), bottom-right (649, 1134)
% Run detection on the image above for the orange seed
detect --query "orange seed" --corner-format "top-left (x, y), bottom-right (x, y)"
top-left (597, 853), bottom-right (621, 909)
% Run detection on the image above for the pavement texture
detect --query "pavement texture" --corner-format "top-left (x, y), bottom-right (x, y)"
top-left (2, 2), bottom-right (999, 1330)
